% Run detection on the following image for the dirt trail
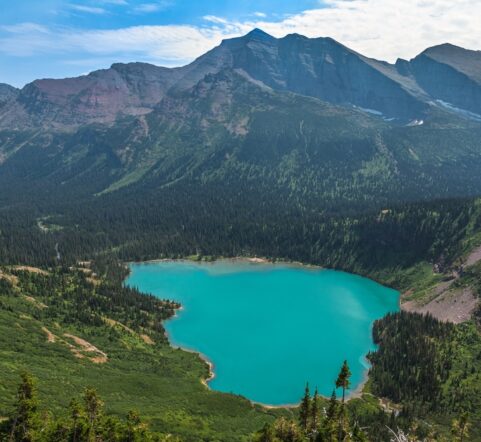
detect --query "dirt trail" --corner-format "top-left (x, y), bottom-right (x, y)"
top-left (11, 266), bottom-right (49, 275)
top-left (140, 334), bottom-right (154, 345)
top-left (0, 270), bottom-right (18, 286)
top-left (64, 333), bottom-right (108, 364)
top-left (42, 327), bottom-right (56, 343)
top-left (24, 295), bottom-right (48, 309)
top-left (465, 245), bottom-right (481, 267)
top-left (39, 326), bottom-right (108, 363)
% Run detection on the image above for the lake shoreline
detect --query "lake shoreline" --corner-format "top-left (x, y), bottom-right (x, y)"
top-left (162, 305), bottom-right (217, 387)
top-left (131, 255), bottom-right (325, 271)
top-left (126, 257), bottom-right (397, 409)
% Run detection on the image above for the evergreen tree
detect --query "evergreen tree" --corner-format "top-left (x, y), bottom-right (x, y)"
top-left (299, 383), bottom-right (311, 432)
top-left (8, 372), bottom-right (40, 442)
top-left (337, 405), bottom-right (351, 442)
top-left (255, 423), bottom-right (278, 442)
top-left (0, 375), bottom-right (175, 442)
top-left (275, 418), bottom-right (303, 442)
top-left (83, 388), bottom-right (103, 442)
top-left (69, 398), bottom-right (83, 442)
top-left (326, 390), bottom-right (338, 421)
top-left (310, 388), bottom-right (320, 435)
top-left (451, 412), bottom-right (470, 442)
top-left (351, 422), bottom-right (368, 442)
top-left (336, 361), bottom-right (352, 405)
top-left (335, 361), bottom-right (352, 441)
top-left (322, 390), bottom-right (339, 441)
top-left (126, 410), bottom-right (148, 442)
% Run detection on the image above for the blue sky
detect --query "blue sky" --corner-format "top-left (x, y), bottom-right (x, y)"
top-left (1, 0), bottom-right (480, 87)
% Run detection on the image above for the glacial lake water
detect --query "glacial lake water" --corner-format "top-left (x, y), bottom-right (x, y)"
top-left (126, 260), bottom-right (399, 405)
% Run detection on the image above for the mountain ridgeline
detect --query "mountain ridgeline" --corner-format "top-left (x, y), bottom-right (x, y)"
top-left (3, 30), bottom-right (481, 127)
top-left (1, 31), bottom-right (481, 271)
top-left (2, 30), bottom-right (481, 442)
top-left (1, 30), bottom-right (481, 212)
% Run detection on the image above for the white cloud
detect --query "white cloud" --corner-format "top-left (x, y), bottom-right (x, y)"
top-left (134, 1), bottom-right (173, 13)
top-left (135, 4), bottom-right (160, 13)
top-left (253, 12), bottom-right (267, 18)
top-left (253, 0), bottom-right (481, 62)
top-left (0, 23), bottom-right (50, 34)
top-left (203, 16), bottom-right (229, 25)
top-left (0, 0), bottom-right (480, 68)
top-left (0, 23), bottom-right (245, 63)
top-left (69, 4), bottom-right (107, 14)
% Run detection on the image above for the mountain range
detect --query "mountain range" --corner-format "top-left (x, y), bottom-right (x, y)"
top-left (1, 29), bottom-right (481, 211)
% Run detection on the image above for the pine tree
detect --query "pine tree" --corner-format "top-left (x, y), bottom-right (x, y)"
top-left (274, 417), bottom-right (303, 441)
top-left (69, 398), bottom-right (83, 442)
top-left (451, 412), bottom-right (470, 442)
top-left (299, 383), bottom-right (311, 432)
top-left (352, 421), bottom-right (368, 441)
top-left (326, 390), bottom-right (338, 421)
top-left (8, 372), bottom-right (40, 442)
top-left (336, 361), bottom-right (352, 405)
top-left (126, 410), bottom-right (148, 442)
top-left (337, 405), bottom-right (351, 442)
top-left (255, 423), bottom-right (277, 442)
top-left (335, 361), bottom-right (352, 441)
top-left (323, 390), bottom-right (338, 441)
top-left (83, 388), bottom-right (103, 442)
top-left (310, 388), bottom-right (320, 435)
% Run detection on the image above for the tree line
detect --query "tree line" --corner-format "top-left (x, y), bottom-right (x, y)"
top-left (0, 373), bottom-right (176, 442)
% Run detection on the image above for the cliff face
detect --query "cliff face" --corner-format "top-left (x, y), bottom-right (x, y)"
top-left (218, 30), bottom-right (427, 119)
top-left (410, 44), bottom-right (481, 115)
top-left (2, 31), bottom-right (481, 129)
top-left (14, 64), bottom-right (180, 127)
top-left (1, 32), bottom-right (481, 214)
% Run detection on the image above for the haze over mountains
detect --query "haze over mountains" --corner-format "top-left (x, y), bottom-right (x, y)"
top-left (1, 29), bottom-right (481, 128)
top-left (1, 29), bottom-right (481, 212)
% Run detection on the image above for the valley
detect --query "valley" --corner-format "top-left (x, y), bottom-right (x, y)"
top-left (1, 28), bottom-right (481, 441)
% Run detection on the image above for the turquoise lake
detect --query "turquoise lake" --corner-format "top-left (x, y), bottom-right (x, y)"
top-left (126, 261), bottom-right (399, 405)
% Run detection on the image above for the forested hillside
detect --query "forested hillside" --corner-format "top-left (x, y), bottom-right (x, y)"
top-left (2, 29), bottom-right (481, 441)
top-left (2, 191), bottom-right (480, 292)
top-left (0, 260), bottom-right (481, 442)
top-left (0, 262), bottom-right (290, 441)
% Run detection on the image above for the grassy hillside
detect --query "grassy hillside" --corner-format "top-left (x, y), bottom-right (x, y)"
top-left (0, 266), bottom-right (290, 441)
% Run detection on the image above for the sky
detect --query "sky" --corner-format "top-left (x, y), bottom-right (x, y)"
top-left (1, 0), bottom-right (481, 87)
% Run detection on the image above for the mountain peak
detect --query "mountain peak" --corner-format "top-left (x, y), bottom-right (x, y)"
top-left (0, 83), bottom-right (19, 103)
top-left (243, 28), bottom-right (275, 41)
top-left (422, 43), bottom-right (467, 56)
top-left (220, 28), bottom-right (276, 48)
top-left (415, 42), bottom-right (481, 84)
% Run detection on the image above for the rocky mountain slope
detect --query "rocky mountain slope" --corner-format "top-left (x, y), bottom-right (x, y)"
top-left (0, 83), bottom-right (18, 107)
top-left (2, 30), bottom-right (481, 129)
top-left (0, 30), bottom-right (481, 211)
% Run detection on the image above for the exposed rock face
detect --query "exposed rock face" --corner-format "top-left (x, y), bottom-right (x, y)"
top-left (0, 83), bottom-right (18, 104)
top-left (1, 35), bottom-right (481, 210)
top-left (217, 30), bottom-right (427, 119)
top-left (410, 44), bottom-right (481, 115)
top-left (15, 63), bottom-right (180, 127)
top-left (2, 30), bottom-right (481, 128)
